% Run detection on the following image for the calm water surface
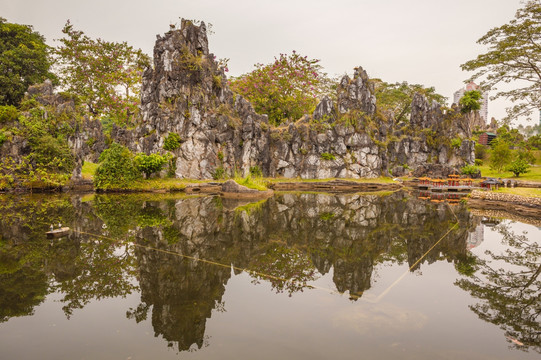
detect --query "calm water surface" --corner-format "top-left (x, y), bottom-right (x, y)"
top-left (0, 191), bottom-right (539, 359)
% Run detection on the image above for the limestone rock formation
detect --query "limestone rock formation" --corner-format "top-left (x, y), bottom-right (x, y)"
top-left (112, 19), bottom-right (475, 179)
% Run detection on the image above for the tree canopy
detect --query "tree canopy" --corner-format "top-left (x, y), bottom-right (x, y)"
top-left (459, 90), bottom-right (482, 113)
top-left (229, 52), bottom-right (332, 126)
top-left (54, 21), bottom-right (150, 126)
top-left (372, 80), bottom-right (447, 123)
top-left (0, 18), bottom-right (55, 106)
top-left (461, 0), bottom-right (541, 122)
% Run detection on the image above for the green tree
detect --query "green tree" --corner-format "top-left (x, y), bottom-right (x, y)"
top-left (526, 134), bottom-right (541, 149)
top-left (229, 51), bottom-right (332, 126)
top-left (506, 158), bottom-right (531, 177)
top-left (489, 139), bottom-right (513, 172)
top-left (461, 1), bottom-right (541, 121)
top-left (459, 90), bottom-right (482, 113)
top-left (54, 21), bottom-right (150, 126)
top-left (134, 153), bottom-right (168, 178)
top-left (0, 18), bottom-right (55, 106)
top-left (94, 143), bottom-right (140, 189)
top-left (372, 80), bottom-right (447, 123)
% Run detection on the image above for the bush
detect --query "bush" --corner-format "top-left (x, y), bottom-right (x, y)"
top-left (451, 137), bottom-right (462, 149)
top-left (94, 143), bottom-right (140, 189)
top-left (134, 153), bottom-right (168, 178)
top-left (0, 105), bottom-right (19, 123)
top-left (29, 134), bottom-right (75, 173)
top-left (474, 159), bottom-right (483, 166)
top-left (163, 132), bottom-right (182, 151)
top-left (461, 164), bottom-right (480, 176)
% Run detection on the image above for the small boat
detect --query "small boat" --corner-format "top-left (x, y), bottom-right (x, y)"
top-left (46, 227), bottom-right (70, 238)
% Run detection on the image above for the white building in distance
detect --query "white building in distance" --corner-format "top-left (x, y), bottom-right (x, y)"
top-left (453, 82), bottom-right (488, 123)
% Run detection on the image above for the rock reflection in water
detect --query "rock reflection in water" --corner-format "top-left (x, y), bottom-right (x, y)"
top-left (127, 192), bottom-right (477, 352)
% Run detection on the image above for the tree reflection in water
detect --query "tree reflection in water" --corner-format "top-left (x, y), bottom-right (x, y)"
top-left (2, 192), bottom-right (539, 355)
top-left (456, 222), bottom-right (541, 353)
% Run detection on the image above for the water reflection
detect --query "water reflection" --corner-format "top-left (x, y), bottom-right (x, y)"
top-left (456, 222), bottom-right (541, 353)
top-left (0, 191), bottom-right (539, 356)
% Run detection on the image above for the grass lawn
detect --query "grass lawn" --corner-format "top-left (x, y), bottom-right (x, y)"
top-left (478, 164), bottom-right (541, 182)
top-left (81, 161), bottom-right (99, 179)
top-left (494, 187), bottom-right (541, 198)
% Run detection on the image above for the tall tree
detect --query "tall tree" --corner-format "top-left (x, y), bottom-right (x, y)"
top-left (54, 21), bottom-right (150, 126)
top-left (229, 52), bottom-right (333, 126)
top-left (0, 18), bottom-right (55, 106)
top-left (461, 0), bottom-right (541, 122)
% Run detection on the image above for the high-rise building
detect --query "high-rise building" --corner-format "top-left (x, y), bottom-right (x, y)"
top-left (453, 82), bottom-right (488, 122)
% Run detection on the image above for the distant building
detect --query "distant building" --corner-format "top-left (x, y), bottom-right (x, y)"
top-left (453, 82), bottom-right (488, 123)
top-left (479, 132), bottom-right (497, 146)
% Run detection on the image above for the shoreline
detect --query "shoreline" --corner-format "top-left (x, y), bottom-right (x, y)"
top-left (3, 178), bottom-right (541, 220)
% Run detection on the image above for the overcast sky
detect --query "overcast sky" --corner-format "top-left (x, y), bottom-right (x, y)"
top-left (1, 0), bottom-right (533, 125)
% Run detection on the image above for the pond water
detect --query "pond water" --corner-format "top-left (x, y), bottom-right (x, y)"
top-left (0, 191), bottom-right (539, 359)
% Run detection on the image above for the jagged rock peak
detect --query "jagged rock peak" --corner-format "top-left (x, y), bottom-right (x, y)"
top-left (410, 92), bottom-right (443, 129)
top-left (313, 95), bottom-right (335, 122)
top-left (336, 66), bottom-right (376, 116)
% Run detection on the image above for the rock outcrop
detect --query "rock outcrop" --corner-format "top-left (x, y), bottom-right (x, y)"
top-left (112, 20), bottom-right (475, 179)
top-left (0, 80), bottom-right (106, 186)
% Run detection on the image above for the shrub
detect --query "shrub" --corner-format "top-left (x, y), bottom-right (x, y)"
top-left (29, 133), bottom-right (75, 173)
top-left (321, 152), bottom-right (336, 161)
top-left (94, 143), bottom-right (140, 189)
top-left (451, 137), bottom-right (462, 149)
top-left (0, 105), bottom-right (19, 123)
top-left (134, 153), bottom-right (168, 178)
top-left (474, 159), bottom-right (483, 166)
top-left (163, 132), bottom-right (182, 151)
top-left (461, 164), bottom-right (480, 176)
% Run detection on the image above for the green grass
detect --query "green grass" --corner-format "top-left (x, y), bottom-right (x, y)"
top-left (234, 174), bottom-right (269, 191)
top-left (494, 187), bottom-right (541, 198)
top-left (81, 161), bottom-right (99, 179)
top-left (478, 164), bottom-right (541, 182)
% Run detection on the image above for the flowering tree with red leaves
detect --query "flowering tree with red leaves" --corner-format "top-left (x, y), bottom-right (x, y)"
top-left (54, 21), bottom-right (150, 126)
top-left (229, 52), bottom-right (332, 126)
